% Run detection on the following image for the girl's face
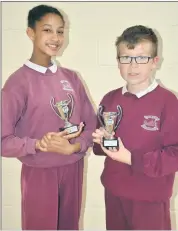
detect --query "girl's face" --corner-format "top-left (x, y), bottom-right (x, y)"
top-left (27, 13), bottom-right (64, 58)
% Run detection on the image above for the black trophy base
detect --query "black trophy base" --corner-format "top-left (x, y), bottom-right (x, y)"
top-left (59, 124), bottom-right (79, 134)
top-left (103, 137), bottom-right (118, 148)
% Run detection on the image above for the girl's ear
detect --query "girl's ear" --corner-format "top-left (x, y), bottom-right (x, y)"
top-left (26, 27), bottom-right (35, 41)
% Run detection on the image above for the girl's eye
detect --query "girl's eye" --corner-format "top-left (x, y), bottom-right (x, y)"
top-left (43, 29), bottom-right (51, 32)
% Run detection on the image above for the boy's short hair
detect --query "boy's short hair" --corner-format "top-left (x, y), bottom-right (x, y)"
top-left (28, 4), bottom-right (65, 29)
top-left (115, 25), bottom-right (158, 57)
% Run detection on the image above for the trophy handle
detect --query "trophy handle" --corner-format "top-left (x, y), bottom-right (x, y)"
top-left (50, 97), bottom-right (63, 119)
top-left (97, 105), bottom-right (105, 128)
top-left (67, 93), bottom-right (74, 118)
top-left (114, 105), bottom-right (123, 130)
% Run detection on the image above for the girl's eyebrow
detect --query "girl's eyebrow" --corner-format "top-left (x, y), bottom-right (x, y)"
top-left (41, 24), bottom-right (64, 29)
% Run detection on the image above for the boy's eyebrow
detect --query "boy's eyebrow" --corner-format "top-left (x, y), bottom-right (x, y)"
top-left (119, 53), bottom-right (151, 56)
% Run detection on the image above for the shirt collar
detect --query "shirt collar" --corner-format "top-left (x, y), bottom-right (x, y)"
top-left (122, 79), bottom-right (158, 98)
top-left (24, 60), bottom-right (57, 74)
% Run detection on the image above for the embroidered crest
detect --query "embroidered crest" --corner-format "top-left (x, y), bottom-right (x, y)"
top-left (60, 80), bottom-right (73, 91)
top-left (141, 115), bottom-right (160, 131)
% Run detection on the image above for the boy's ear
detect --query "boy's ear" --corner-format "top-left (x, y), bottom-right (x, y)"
top-left (153, 56), bottom-right (159, 63)
top-left (152, 56), bottom-right (159, 69)
top-left (26, 27), bottom-right (35, 41)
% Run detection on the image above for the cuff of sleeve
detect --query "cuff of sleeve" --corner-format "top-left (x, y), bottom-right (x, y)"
top-left (93, 143), bottom-right (107, 156)
top-left (75, 137), bottom-right (87, 154)
top-left (70, 137), bottom-right (88, 155)
top-left (26, 138), bottom-right (37, 155)
top-left (131, 151), bottom-right (144, 173)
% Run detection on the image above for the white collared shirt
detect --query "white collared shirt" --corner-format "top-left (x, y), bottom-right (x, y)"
top-left (122, 80), bottom-right (158, 98)
top-left (25, 60), bottom-right (58, 74)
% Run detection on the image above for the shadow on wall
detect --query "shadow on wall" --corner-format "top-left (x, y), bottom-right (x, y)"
top-left (75, 74), bottom-right (97, 230)
top-left (52, 7), bottom-right (97, 230)
top-left (157, 79), bottom-right (178, 230)
top-left (155, 28), bottom-right (178, 230)
top-left (56, 7), bottom-right (70, 58)
top-left (67, 71), bottom-right (97, 230)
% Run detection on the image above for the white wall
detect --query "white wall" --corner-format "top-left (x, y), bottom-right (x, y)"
top-left (2, 1), bottom-right (178, 229)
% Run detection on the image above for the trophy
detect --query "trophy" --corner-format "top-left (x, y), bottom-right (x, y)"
top-left (50, 93), bottom-right (79, 134)
top-left (97, 105), bottom-right (122, 148)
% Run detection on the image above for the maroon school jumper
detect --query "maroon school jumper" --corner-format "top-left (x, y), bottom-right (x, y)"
top-left (93, 83), bottom-right (178, 230)
top-left (1, 61), bottom-right (96, 230)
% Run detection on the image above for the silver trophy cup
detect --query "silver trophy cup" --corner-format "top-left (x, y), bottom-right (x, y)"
top-left (50, 93), bottom-right (79, 134)
top-left (98, 105), bottom-right (122, 148)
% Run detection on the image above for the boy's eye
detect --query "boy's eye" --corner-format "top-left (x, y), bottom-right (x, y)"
top-left (122, 56), bottom-right (130, 60)
top-left (137, 56), bottom-right (146, 60)
top-left (57, 31), bottom-right (64, 35)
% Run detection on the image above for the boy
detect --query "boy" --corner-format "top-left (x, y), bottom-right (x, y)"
top-left (1, 4), bottom-right (96, 230)
top-left (92, 25), bottom-right (178, 230)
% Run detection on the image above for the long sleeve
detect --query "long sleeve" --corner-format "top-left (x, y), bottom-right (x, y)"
top-left (1, 75), bottom-right (37, 158)
top-left (71, 74), bottom-right (97, 155)
top-left (131, 94), bottom-right (178, 177)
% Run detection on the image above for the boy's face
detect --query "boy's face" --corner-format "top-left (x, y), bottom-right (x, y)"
top-left (27, 13), bottom-right (64, 57)
top-left (117, 41), bottom-right (159, 87)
